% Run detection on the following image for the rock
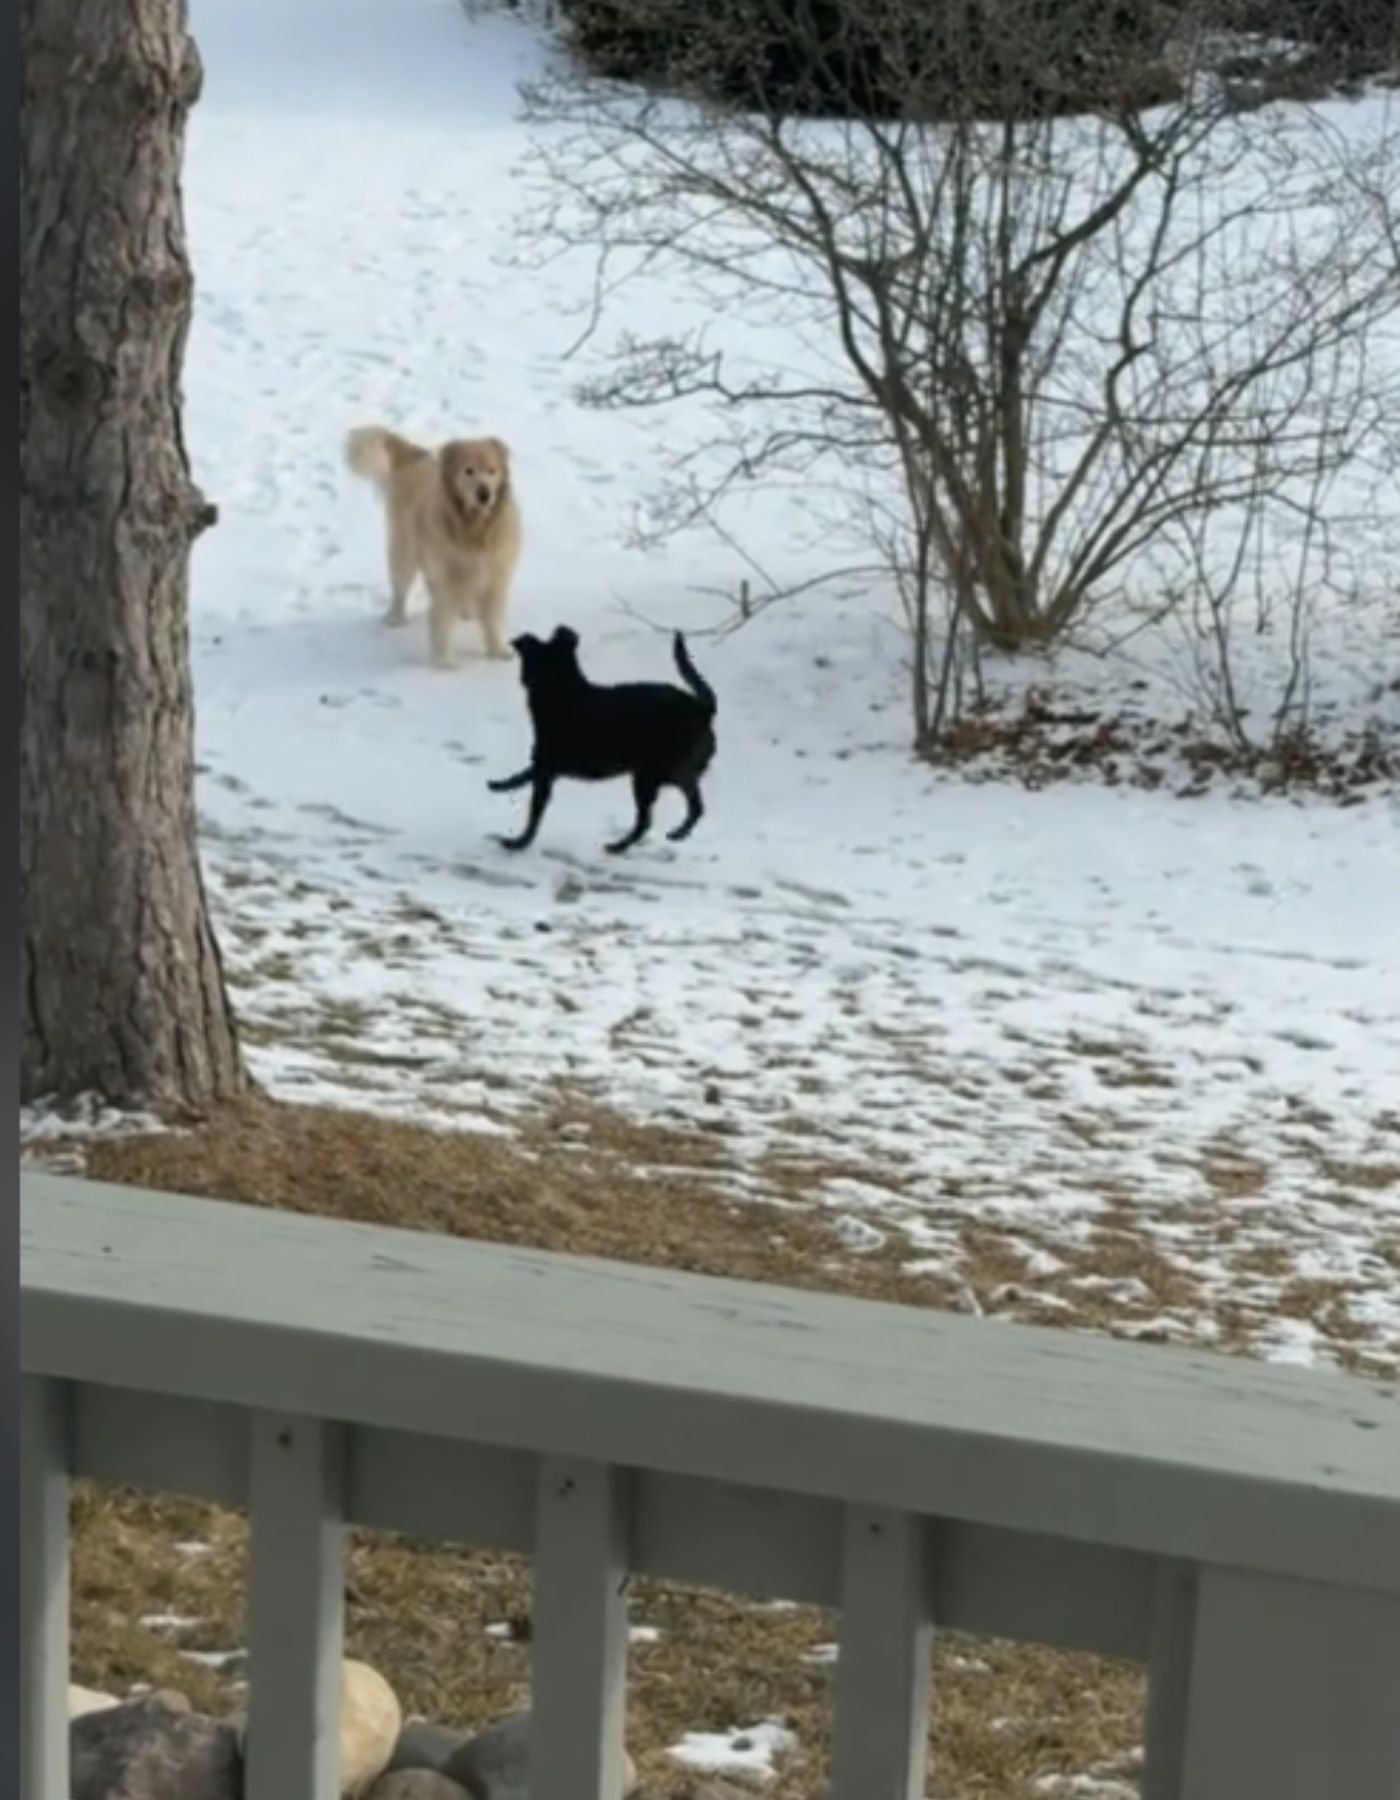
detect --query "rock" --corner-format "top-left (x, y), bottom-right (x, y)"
top-left (340, 1661), bottom-right (403, 1797)
top-left (234, 1657), bottom-right (402, 1797)
top-left (444, 1709), bottom-right (638, 1798)
top-left (387, 1718), bottom-right (473, 1774)
top-left (69, 1684), bottom-right (121, 1720)
top-left (71, 1693), bottom-right (241, 1800)
top-left (368, 1774), bottom-right (472, 1800)
top-left (148, 1688), bottom-right (192, 1715)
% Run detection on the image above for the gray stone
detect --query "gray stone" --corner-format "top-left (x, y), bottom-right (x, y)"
top-left (444, 1709), bottom-right (638, 1799)
top-left (368, 1773), bottom-right (472, 1800)
top-left (444, 1711), bottom-right (531, 1800)
top-left (148, 1688), bottom-right (193, 1715)
top-left (387, 1718), bottom-right (473, 1774)
top-left (71, 1693), bottom-right (241, 1800)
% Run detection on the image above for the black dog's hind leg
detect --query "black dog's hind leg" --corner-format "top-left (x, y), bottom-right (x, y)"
top-left (488, 764), bottom-right (536, 794)
top-left (497, 773), bottom-right (555, 851)
top-left (605, 773), bottom-right (660, 855)
top-left (667, 784), bottom-right (705, 842)
top-left (667, 780), bottom-right (705, 843)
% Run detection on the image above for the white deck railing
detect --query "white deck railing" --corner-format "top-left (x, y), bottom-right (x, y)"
top-left (20, 1170), bottom-right (1400, 1800)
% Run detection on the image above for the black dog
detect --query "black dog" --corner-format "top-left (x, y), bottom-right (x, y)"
top-left (489, 626), bottom-right (718, 854)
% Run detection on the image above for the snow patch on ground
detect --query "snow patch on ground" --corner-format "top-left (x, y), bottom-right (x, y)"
top-left (21, 1096), bottom-right (173, 1161)
top-left (1035, 1775), bottom-right (1139, 1800)
top-left (138, 1614), bottom-right (203, 1636)
top-left (667, 1718), bottom-right (799, 1784)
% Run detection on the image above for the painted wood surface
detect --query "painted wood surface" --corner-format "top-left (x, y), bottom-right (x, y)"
top-left (20, 1377), bottom-right (71, 1800)
top-left (829, 1507), bottom-right (933, 1800)
top-left (22, 1174), bottom-right (1400, 1593)
top-left (531, 1459), bottom-right (632, 1800)
top-left (243, 1413), bottom-right (347, 1800)
top-left (65, 1380), bottom-right (1157, 1659)
top-left (20, 1172), bottom-right (1400, 1800)
top-left (1177, 1568), bottom-right (1400, 1799)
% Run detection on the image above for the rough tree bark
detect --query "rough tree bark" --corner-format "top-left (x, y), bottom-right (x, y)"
top-left (20, 0), bottom-right (248, 1110)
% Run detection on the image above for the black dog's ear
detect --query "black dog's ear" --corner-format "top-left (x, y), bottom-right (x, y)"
top-left (551, 625), bottom-right (580, 649)
top-left (511, 632), bottom-right (541, 654)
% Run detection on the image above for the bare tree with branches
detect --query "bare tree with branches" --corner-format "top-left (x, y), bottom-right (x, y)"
top-left (518, 0), bottom-right (1400, 748)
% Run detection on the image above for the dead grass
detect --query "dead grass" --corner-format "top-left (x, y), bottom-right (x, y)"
top-left (55, 1094), bottom-right (1147, 1797)
top-left (81, 1094), bottom-right (956, 1307)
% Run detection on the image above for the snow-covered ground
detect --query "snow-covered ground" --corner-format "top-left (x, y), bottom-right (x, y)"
top-left (152, 0), bottom-right (1400, 1372)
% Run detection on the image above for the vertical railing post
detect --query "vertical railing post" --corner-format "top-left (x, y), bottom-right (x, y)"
top-left (829, 1506), bottom-right (934, 1800)
top-left (244, 1413), bottom-right (347, 1800)
top-left (531, 1457), bottom-right (631, 1800)
top-left (1143, 1560), bottom-right (1198, 1800)
top-left (1176, 1567), bottom-right (1400, 1800)
top-left (21, 1376), bottom-right (72, 1800)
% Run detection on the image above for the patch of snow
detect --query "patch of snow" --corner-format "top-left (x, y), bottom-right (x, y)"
top-left (667, 1719), bottom-right (799, 1784)
top-left (829, 1213), bottom-right (888, 1253)
top-left (1035, 1776), bottom-right (1138, 1799)
top-left (138, 1613), bottom-right (202, 1636)
top-left (20, 1095), bottom-right (171, 1157)
top-left (1255, 1316), bottom-right (1326, 1367)
top-left (179, 1648), bottom-right (246, 1672)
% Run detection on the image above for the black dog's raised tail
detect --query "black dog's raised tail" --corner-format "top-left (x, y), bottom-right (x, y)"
top-left (673, 632), bottom-right (717, 718)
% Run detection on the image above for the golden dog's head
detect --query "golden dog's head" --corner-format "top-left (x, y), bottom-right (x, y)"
top-left (441, 435), bottom-right (511, 521)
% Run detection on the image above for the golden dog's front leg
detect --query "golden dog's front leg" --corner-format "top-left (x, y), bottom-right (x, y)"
top-left (425, 580), bottom-right (459, 670)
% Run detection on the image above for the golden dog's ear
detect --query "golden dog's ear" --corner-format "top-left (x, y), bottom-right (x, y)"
top-left (488, 436), bottom-right (512, 468)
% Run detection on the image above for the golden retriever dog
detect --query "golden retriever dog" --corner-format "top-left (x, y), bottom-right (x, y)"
top-left (344, 423), bottom-right (522, 669)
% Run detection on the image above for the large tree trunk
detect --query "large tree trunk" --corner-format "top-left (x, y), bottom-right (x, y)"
top-left (20, 0), bottom-right (248, 1110)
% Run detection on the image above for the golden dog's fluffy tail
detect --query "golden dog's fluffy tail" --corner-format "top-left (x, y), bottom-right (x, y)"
top-left (344, 423), bottom-right (428, 488)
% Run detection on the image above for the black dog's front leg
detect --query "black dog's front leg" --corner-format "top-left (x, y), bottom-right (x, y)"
top-left (488, 764), bottom-right (536, 794)
top-left (605, 773), bottom-right (660, 856)
top-left (496, 772), bottom-right (555, 851)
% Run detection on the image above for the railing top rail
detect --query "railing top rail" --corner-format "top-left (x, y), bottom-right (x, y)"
top-left (20, 1173), bottom-right (1400, 1593)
